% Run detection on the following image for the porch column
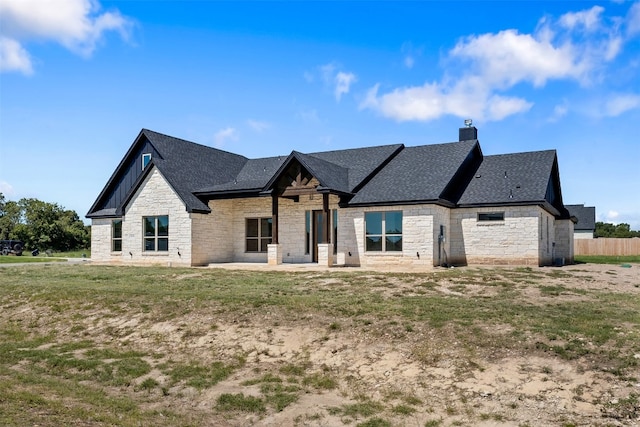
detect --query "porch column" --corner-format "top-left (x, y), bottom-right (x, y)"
top-left (268, 193), bottom-right (282, 265)
top-left (322, 193), bottom-right (330, 244)
top-left (272, 193), bottom-right (279, 244)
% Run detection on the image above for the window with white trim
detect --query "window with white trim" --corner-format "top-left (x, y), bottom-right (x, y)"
top-left (112, 219), bottom-right (122, 252)
top-left (142, 153), bottom-right (151, 170)
top-left (365, 211), bottom-right (402, 252)
top-left (246, 218), bottom-right (272, 252)
top-left (143, 216), bottom-right (169, 251)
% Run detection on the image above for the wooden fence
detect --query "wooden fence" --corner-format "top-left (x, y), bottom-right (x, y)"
top-left (575, 238), bottom-right (640, 256)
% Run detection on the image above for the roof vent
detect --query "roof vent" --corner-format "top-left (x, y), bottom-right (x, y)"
top-left (459, 119), bottom-right (478, 141)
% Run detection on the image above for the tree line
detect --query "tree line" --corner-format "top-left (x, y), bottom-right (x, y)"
top-left (594, 221), bottom-right (640, 238)
top-left (0, 193), bottom-right (90, 252)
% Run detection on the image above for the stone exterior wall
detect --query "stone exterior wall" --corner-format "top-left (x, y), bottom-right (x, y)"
top-left (90, 218), bottom-right (112, 262)
top-left (92, 168), bottom-right (193, 266)
top-left (449, 206), bottom-right (545, 266)
top-left (338, 205), bottom-right (446, 267)
top-left (197, 194), bottom-right (340, 264)
top-left (191, 199), bottom-right (234, 265)
top-left (554, 219), bottom-right (574, 264)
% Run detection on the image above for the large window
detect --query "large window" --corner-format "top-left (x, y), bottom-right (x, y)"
top-left (144, 216), bottom-right (169, 251)
top-left (246, 218), bottom-right (272, 252)
top-left (365, 211), bottom-right (402, 252)
top-left (112, 219), bottom-right (122, 252)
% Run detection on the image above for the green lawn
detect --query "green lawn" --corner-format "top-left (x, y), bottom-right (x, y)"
top-left (0, 256), bottom-right (65, 264)
top-left (574, 255), bottom-right (640, 264)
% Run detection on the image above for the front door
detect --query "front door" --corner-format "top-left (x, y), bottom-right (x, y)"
top-left (312, 210), bottom-right (325, 262)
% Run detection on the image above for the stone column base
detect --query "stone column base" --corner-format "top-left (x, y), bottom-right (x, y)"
top-left (267, 244), bottom-right (282, 265)
top-left (317, 243), bottom-right (334, 267)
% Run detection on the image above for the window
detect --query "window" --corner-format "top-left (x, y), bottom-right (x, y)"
top-left (142, 153), bottom-right (151, 170)
top-left (478, 212), bottom-right (504, 221)
top-left (112, 219), bottom-right (122, 252)
top-left (365, 211), bottom-right (402, 252)
top-left (246, 218), bottom-right (272, 252)
top-left (143, 216), bottom-right (169, 251)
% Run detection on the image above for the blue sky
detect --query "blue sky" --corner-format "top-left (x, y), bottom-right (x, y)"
top-left (1, 0), bottom-right (639, 228)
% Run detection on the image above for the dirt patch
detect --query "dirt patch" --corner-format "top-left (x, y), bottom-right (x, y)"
top-left (2, 263), bottom-right (639, 426)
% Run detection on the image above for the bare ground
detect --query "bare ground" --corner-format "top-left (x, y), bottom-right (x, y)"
top-left (3, 263), bottom-right (640, 426)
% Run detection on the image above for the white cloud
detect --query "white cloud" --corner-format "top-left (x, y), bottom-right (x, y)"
top-left (361, 4), bottom-right (636, 123)
top-left (604, 94), bottom-right (640, 116)
top-left (626, 1), bottom-right (640, 36)
top-left (606, 210), bottom-right (620, 222)
top-left (334, 71), bottom-right (356, 101)
top-left (0, 36), bottom-right (32, 74)
top-left (315, 62), bottom-right (357, 102)
top-left (451, 29), bottom-right (586, 88)
top-left (360, 79), bottom-right (531, 122)
top-left (559, 6), bottom-right (604, 31)
top-left (0, 0), bottom-right (132, 74)
top-left (213, 127), bottom-right (238, 148)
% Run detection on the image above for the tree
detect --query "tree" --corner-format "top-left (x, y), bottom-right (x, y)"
top-left (0, 194), bottom-right (90, 251)
top-left (594, 221), bottom-right (640, 238)
top-left (0, 193), bottom-right (21, 240)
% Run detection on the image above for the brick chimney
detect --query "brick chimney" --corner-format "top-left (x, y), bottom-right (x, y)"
top-left (459, 119), bottom-right (478, 141)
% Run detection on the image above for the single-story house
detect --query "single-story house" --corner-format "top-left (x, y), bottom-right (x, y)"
top-left (87, 125), bottom-right (575, 267)
top-left (566, 204), bottom-right (596, 239)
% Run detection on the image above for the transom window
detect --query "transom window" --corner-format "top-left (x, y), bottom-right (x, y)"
top-left (112, 219), bottom-right (122, 252)
top-left (365, 211), bottom-right (402, 252)
top-left (142, 153), bottom-right (151, 170)
top-left (478, 212), bottom-right (504, 221)
top-left (246, 218), bottom-right (272, 252)
top-left (144, 216), bottom-right (169, 251)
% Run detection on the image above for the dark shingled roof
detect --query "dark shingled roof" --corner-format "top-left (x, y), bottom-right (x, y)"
top-left (294, 151), bottom-right (350, 194)
top-left (196, 156), bottom-right (287, 194)
top-left (349, 140), bottom-right (479, 205)
top-left (458, 150), bottom-right (557, 206)
top-left (89, 128), bottom-right (571, 220)
top-left (138, 130), bottom-right (248, 212)
top-left (566, 204), bottom-right (596, 230)
top-left (87, 129), bottom-right (248, 217)
top-left (307, 144), bottom-right (404, 192)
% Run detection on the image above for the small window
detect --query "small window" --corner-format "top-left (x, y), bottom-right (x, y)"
top-left (365, 211), bottom-right (402, 252)
top-left (246, 218), bottom-right (272, 252)
top-left (112, 219), bottom-right (122, 252)
top-left (478, 212), bottom-right (504, 221)
top-left (142, 153), bottom-right (151, 170)
top-left (143, 215), bottom-right (169, 251)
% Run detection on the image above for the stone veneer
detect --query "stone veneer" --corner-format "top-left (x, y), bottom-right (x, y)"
top-left (448, 206), bottom-right (555, 266)
top-left (337, 204), bottom-right (450, 267)
top-left (91, 168), bottom-right (192, 266)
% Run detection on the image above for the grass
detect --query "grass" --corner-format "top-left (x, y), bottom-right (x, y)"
top-left (0, 255), bottom-right (65, 264)
top-left (0, 263), bottom-right (638, 425)
top-left (575, 255), bottom-right (640, 264)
